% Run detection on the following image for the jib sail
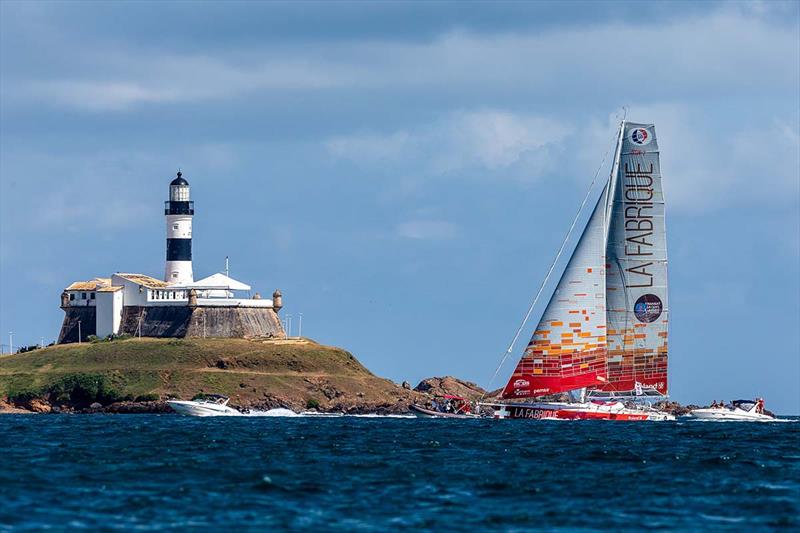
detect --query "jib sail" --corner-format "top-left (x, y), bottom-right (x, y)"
top-left (502, 183), bottom-right (611, 399)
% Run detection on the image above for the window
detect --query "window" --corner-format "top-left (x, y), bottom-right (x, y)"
top-left (172, 272), bottom-right (178, 279)
top-left (173, 224), bottom-right (179, 230)
top-left (90, 293), bottom-right (95, 300)
top-left (69, 294), bottom-right (75, 301)
top-left (81, 293), bottom-right (86, 300)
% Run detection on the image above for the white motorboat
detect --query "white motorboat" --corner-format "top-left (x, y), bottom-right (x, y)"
top-left (689, 399), bottom-right (774, 422)
top-left (167, 394), bottom-right (243, 417)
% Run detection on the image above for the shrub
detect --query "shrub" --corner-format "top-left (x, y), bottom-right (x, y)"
top-left (8, 389), bottom-right (40, 403)
top-left (87, 335), bottom-right (101, 343)
top-left (44, 374), bottom-right (123, 407)
top-left (135, 393), bottom-right (159, 402)
top-left (305, 398), bottom-right (320, 410)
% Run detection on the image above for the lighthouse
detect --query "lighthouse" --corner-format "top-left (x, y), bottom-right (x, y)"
top-left (164, 171), bottom-right (194, 285)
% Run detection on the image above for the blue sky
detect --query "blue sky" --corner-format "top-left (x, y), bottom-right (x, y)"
top-left (1, 1), bottom-right (798, 413)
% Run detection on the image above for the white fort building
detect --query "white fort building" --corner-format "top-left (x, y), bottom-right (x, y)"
top-left (58, 173), bottom-right (285, 343)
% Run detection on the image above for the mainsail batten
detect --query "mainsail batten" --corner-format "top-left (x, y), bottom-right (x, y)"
top-left (502, 183), bottom-right (610, 399)
top-left (603, 123), bottom-right (669, 395)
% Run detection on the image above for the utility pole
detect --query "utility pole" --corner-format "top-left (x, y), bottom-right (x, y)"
top-left (77, 321), bottom-right (82, 344)
top-left (286, 314), bottom-right (292, 338)
top-left (298, 313), bottom-right (303, 338)
top-left (8, 331), bottom-right (13, 355)
top-left (225, 256), bottom-right (229, 278)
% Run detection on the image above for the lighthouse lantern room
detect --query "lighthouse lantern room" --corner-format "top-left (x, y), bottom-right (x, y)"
top-left (164, 171), bottom-right (194, 285)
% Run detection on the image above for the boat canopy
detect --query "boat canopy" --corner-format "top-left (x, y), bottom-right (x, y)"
top-left (732, 400), bottom-right (757, 410)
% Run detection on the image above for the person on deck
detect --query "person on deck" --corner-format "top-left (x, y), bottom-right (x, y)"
top-left (756, 398), bottom-right (765, 414)
top-left (711, 400), bottom-right (718, 408)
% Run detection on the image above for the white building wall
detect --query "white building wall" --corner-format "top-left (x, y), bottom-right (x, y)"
top-left (65, 291), bottom-right (96, 306)
top-left (166, 215), bottom-right (192, 239)
top-left (95, 290), bottom-right (123, 337)
top-left (111, 274), bottom-right (147, 307)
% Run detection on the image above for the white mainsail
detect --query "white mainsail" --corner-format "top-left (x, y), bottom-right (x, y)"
top-left (603, 122), bottom-right (669, 395)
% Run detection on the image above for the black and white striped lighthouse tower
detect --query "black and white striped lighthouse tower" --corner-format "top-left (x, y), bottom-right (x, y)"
top-left (164, 171), bottom-right (194, 285)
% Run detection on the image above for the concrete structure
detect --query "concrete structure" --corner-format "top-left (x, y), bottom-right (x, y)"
top-left (58, 172), bottom-right (285, 343)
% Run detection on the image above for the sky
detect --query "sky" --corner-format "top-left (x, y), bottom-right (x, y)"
top-left (1, 1), bottom-right (798, 413)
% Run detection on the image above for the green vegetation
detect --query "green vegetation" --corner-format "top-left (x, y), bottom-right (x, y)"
top-left (305, 398), bottom-right (320, 410)
top-left (0, 337), bottom-right (406, 410)
top-left (8, 373), bottom-right (128, 407)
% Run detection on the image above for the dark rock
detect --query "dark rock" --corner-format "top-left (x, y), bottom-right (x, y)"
top-left (414, 376), bottom-right (487, 400)
top-left (103, 401), bottom-right (174, 414)
top-left (402, 381), bottom-right (411, 390)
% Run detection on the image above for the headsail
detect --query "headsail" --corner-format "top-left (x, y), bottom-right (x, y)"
top-left (602, 123), bottom-right (669, 395)
top-left (502, 183), bottom-right (611, 399)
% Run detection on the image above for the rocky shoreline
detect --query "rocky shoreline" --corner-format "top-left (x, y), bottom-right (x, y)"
top-left (1, 376), bottom-right (712, 417)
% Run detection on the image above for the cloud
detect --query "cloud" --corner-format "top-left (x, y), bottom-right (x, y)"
top-left (328, 104), bottom-right (799, 213)
top-left (4, 9), bottom-right (796, 112)
top-left (326, 110), bottom-right (571, 181)
top-left (396, 219), bottom-right (458, 240)
top-left (602, 104), bottom-right (800, 212)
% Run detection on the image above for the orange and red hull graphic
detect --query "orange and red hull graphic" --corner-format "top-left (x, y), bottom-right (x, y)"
top-left (503, 347), bottom-right (607, 398)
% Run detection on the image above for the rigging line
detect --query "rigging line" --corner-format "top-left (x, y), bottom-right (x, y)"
top-left (480, 121), bottom-right (623, 402)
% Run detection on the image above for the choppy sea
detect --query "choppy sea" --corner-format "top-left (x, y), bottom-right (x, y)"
top-left (0, 415), bottom-right (797, 531)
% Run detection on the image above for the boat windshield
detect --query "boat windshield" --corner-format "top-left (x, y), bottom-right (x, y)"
top-left (732, 400), bottom-right (756, 412)
top-left (194, 394), bottom-right (230, 405)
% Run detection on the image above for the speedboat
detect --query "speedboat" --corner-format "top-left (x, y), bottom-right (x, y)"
top-left (410, 394), bottom-right (483, 418)
top-left (167, 394), bottom-right (243, 417)
top-left (688, 399), bottom-right (774, 422)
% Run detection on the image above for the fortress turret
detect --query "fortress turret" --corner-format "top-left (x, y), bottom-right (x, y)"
top-left (272, 289), bottom-right (283, 312)
top-left (164, 171), bottom-right (194, 285)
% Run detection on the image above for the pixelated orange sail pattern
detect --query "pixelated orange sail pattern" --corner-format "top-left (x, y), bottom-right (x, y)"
top-left (502, 184), bottom-right (610, 399)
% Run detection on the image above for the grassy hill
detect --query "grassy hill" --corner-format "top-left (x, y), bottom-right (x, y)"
top-left (0, 337), bottom-right (422, 412)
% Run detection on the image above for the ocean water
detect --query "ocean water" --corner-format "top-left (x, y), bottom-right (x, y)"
top-left (0, 416), bottom-right (797, 531)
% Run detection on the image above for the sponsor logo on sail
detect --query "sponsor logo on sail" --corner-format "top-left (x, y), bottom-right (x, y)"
top-left (633, 294), bottom-right (663, 323)
top-left (629, 128), bottom-right (651, 146)
top-left (514, 379), bottom-right (530, 388)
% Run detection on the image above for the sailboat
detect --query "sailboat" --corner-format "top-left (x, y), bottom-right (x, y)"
top-left (483, 121), bottom-right (674, 421)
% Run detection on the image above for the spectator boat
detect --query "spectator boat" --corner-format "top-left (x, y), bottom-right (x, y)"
top-left (689, 399), bottom-right (774, 421)
top-left (410, 394), bottom-right (482, 418)
top-left (167, 394), bottom-right (243, 416)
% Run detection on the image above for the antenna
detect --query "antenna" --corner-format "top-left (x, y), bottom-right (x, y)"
top-left (225, 256), bottom-right (229, 278)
